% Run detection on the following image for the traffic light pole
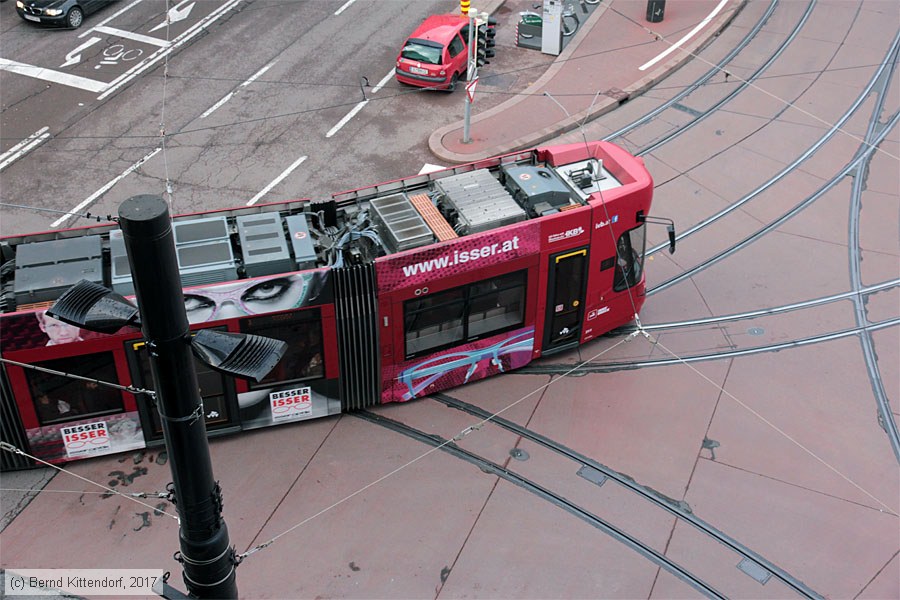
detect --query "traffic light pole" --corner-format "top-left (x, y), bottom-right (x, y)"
top-left (118, 195), bottom-right (238, 599)
top-left (462, 9), bottom-right (477, 144)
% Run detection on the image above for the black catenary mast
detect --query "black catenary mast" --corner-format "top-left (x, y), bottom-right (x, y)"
top-left (118, 195), bottom-right (238, 598)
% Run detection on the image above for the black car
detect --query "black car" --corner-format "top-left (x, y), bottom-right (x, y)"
top-left (15, 0), bottom-right (115, 29)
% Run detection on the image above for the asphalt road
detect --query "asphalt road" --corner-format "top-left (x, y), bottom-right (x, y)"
top-left (0, 0), bottom-right (552, 236)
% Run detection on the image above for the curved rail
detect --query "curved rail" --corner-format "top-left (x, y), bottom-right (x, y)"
top-left (432, 392), bottom-right (824, 599)
top-left (355, 410), bottom-right (727, 599)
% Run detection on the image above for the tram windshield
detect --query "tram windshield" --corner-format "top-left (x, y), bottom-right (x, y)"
top-left (613, 225), bottom-right (646, 292)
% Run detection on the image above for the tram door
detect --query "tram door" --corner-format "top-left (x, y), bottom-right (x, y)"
top-left (543, 247), bottom-right (589, 353)
top-left (125, 336), bottom-right (238, 442)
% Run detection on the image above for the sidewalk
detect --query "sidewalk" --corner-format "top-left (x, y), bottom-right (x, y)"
top-left (432, 0), bottom-right (746, 162)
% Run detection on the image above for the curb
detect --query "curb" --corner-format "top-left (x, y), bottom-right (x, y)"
top-left (429, 0), bottom-right (747, 163)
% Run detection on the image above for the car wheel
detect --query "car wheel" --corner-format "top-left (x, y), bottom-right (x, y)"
top-left (66, 6), bottom-right (84, 29)
top-left (446, 72), bottom-right (459, 92)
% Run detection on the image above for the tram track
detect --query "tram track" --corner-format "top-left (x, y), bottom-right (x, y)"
top-left (612, 4), bottom-right (900, 461)
top-left (645, 104), bottom-right (898, 295)
top-left (431, 392), bottom-right (823, 599)
top-left (604, 0), bottom-right (785, 145)
top-left (640, 26), bottom-right (900, 260)
top-left (356, 402), bottom-right (823, 599)
top-left (628, 0), bottom-right (816, 157)
top-left (514, 0), bottom-right (900, 489)
top-left (844, 58), bottom-right (900, 461)
top-left (519, 317), bottom-right (898, 375)
top-left (354, 409), bottom-right (728, 599)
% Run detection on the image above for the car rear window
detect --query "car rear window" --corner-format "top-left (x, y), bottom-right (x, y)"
top-left (401, 39), bottom-right (444, 65)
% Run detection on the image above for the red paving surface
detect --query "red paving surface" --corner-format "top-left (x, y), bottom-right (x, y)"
top-left (2, 0), bottom-right (899, 599)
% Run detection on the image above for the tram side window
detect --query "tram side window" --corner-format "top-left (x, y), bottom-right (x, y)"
top-left (405, 288), bottom-right (466, 356)
top-left (613, 225), bottom-right (647, 292)
top-left (467, 271), bottom-right (526, 338)
top-left (28, 353), bottom-right (123, 426)
top-left (405, 270), bottom-right (527, 358)
top-left (242, 309), bottom-right (324, 388)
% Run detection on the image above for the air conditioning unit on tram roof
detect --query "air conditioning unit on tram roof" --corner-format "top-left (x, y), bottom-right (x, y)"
top-left (14, 235), bottom-right (104, 306)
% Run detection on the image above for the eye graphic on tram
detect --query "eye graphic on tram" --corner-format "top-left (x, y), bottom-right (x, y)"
top-left (182, 272), bottom-right (326, 323)
top-left (398, 328), bottom-right (535, 400)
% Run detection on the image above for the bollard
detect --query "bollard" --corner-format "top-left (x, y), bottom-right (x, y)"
top-left (646, 0), bottom-right (665, 22)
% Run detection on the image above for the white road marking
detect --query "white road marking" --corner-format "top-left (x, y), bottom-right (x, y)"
top-left (0, 127), bottom-right (50, 171)
top-left (51, 147), bottom-right (162, 229)
top-left (97, 0), bottom-right (243, 100)
top-left (418, 163), bottom-right (445, 174)
top-left (247, 155), bottom-right (308, 206)
top-left (4, 0), bottom-right (241, 98)
top-left (325, 70), bottom-right (394, 138)
top-left (61, 37), bottom-right (102, 68)
top-left (0, 59), bottom-right (108, 93)
top-left (201, 60), bottom-right (278, 119)
top-left (93, 26), bottom-right (171, 47)
top-left (78, 0), bottom-right (145, 38)
top-left (371, 70), bottom-right (394, 93)
top-left (639, 0), bottom-right (729, 71)
top-left (150, 0), bottom-right (196, 32)
top-left (325, 101), bottom-right (368, 138)
top-left (334, 0), bottom-right (358, 16)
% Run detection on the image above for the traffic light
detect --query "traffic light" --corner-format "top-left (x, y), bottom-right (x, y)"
top-left (476, 24), bottom-right (495, 67)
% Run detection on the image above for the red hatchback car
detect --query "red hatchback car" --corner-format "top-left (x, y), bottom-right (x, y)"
top-left (395, 14), bottom-right (471, 92)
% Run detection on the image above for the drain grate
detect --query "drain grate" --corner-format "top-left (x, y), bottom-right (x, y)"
top-left (737, 558), bottom-right (772, 584)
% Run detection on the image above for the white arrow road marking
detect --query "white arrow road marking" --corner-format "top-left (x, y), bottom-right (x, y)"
top-left (418, 163), bottom-right (445, 174)
top-left (0, 127), bottom-right (50, 171)
top-left (247, 155), bottom-right (308, 206)
top-left (60, 37), bottom-right (102, 68)
top-left (150, 0), bottom-right (196, 32)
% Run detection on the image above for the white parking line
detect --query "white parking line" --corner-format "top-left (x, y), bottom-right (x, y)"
top-left (247, 155), bottom-right (308, 206)
top-left (201, 60), bottom-right (278, 119)
top-left (639, 0), bottom-right (729, 71)
top-left (334, 0), bottom-right (358, 16)
top-left (92, 26), bottom-right (171, 47)
top-left (325, 70), bottom-right (394, 138)
top-left (0, 127), bottom-right (50, 171)
top-left (0, 59), bottom-right (109, 93)
top-left (51, 148), bottom-right (162, 229)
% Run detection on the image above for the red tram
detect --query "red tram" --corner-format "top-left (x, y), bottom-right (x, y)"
top-left (0, 141), bottom-right (655, 469)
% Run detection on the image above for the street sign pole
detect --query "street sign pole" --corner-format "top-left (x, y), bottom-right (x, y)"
top-left (462, 9), bottom-right (477, 143)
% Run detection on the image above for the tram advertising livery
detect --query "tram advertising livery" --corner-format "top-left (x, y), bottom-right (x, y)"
top-left (1, 142), bottom-right (657, 469)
